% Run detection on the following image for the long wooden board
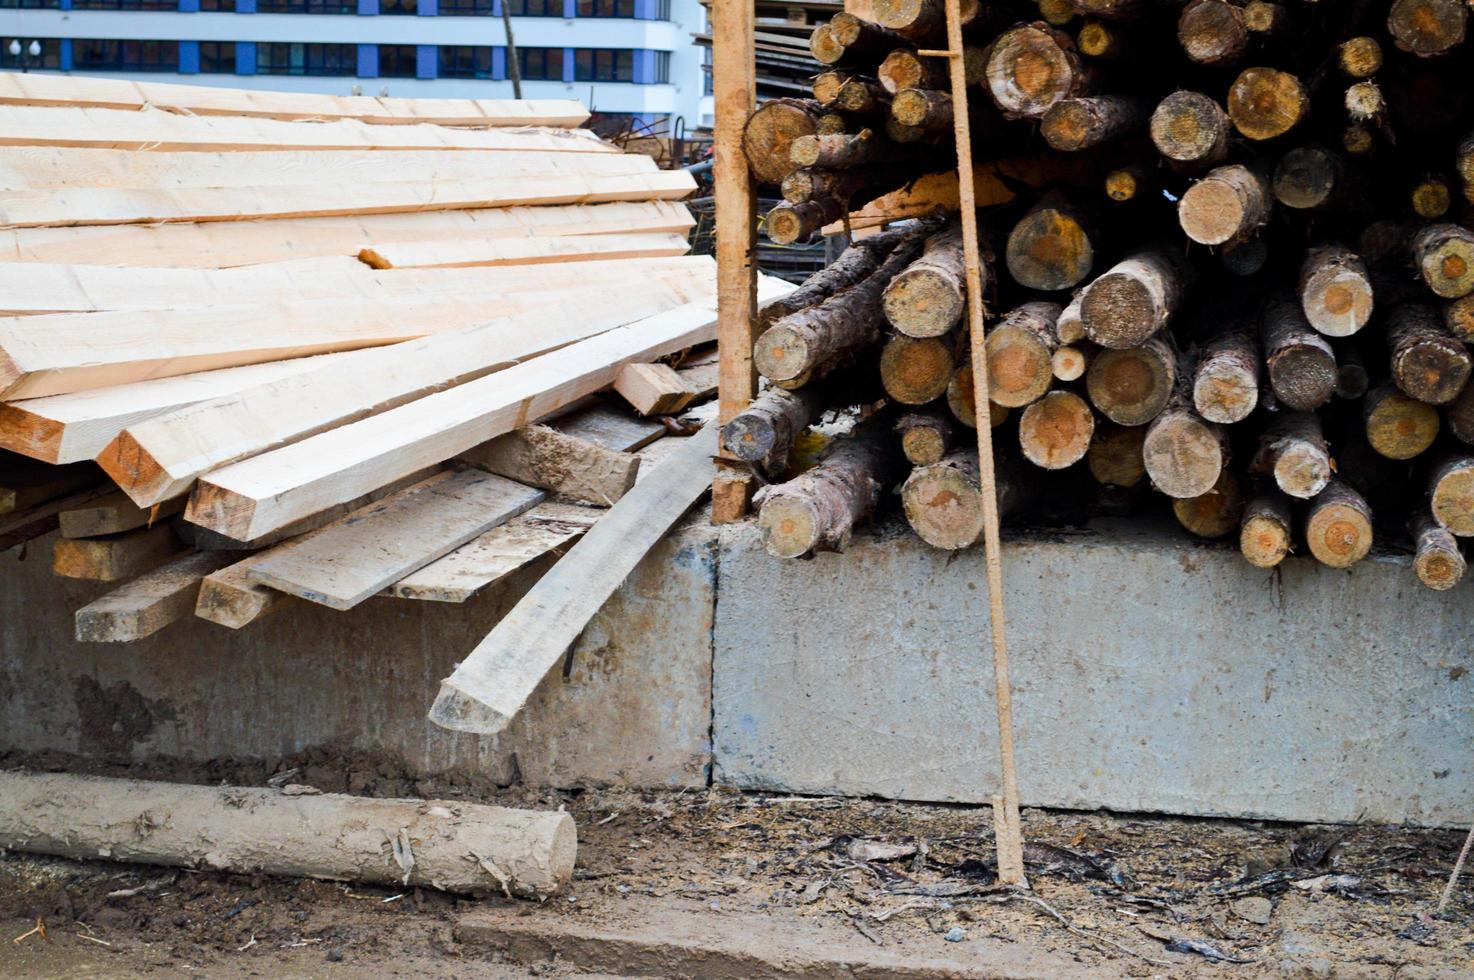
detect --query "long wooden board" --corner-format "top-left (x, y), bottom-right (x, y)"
top-left (0, 452), bottom-right (98, 514)
top-left (429, 425), bottom-right (717, 733)
top-left (359, 232), bottom-right (690, 270)
top-left (60, 490), bottom-right (184, 538)
top-left (0, 200), bottom-right (695, 267)
top-left (99, 277), bottom-right (709, 506)
top-left (0, 72), bottom-right (590, 127)
top-left (52, 521), bottom-right (180, 581)
top-left (0, 485), bottom-right (111, 554)
top-left (75, 550), bottom-right (234, 643)
top-left (0, 171), bottom-right (696, 228)
top-left (247, 469), bottom-right (544, 610)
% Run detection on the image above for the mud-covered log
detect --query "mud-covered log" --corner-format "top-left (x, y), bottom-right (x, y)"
top-left (986, 301), bottom-right (1064, 407)
top-left (1173, 471), bottom-right (1245, 538)
top-left (1305, 480), bottom-right (1373, 567)
top-left (880, 334), bottom-right (956, 405)
top-left (755, 419), bottom-right (903, 558)
top-left (720, 385), bottom-right (829, 474)
top-left (1413, 516), bottom-right (1466, 589)
top-left (1227, 67), bottom-right (1308, 141)
top-left (1388, 302), bottom-right (1472, 405)
top-left (1193, 330), bottom-right (1259, 423)
top-left (1177, 0), bottom-right (1248, 66)
top-left (901, 449), bottom-right (1022, 550)
top-left (986, 24), bottom-right (1092, 119)
top-left (744, 99), bottom-right (823, 185)
top-left (1239, 491), bottom-right (1293, 567)
top-left (1142, 363), bottom-right (1228, 498)
top-left (1411, 224), bottom-right (1474, 299)
top-left (1019, 390), bottom-right (1095, 468)
top-left (1254, 411), bottom-right (1332, 499)
top-left (1006, 194), bottom-right (1097, 292)
top-left (1363, 384), bottom-right (1440, 459)
top-left (1298, 244), bottom-right (1374, 337)
top-left (1151, 91), bottom-right (1231, 167)
top-left (896, 408), bottom-right (956, 465)
top-left (1178, 164), bottom-right (1272, 247)
top-left (1086, 334), bottom-right (1178, 425)
top-left (1430, 455), bottom-right (1474, 536)
top-left (1080, 248), bottom-right (1191, 349)
top-left (1041, 96), bottom-right (1150, 151)
top-left (1087, 421), bottom-right (1147, 486)
top-left (1387, 0), bottom-right (1467, 57)
top-left (1262, 294), bottom-right (1337, 411)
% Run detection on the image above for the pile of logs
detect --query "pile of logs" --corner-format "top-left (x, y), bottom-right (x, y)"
top-left (729, 0), bottom-right (1474, 590)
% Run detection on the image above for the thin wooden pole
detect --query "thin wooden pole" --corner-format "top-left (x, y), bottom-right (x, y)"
top-left (921, 0), bottom-right (1029, 887)
top-left (710, 0), bottom-right (760, 523)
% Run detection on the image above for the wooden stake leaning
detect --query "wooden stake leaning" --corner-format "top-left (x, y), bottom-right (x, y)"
top-left (920, 0), bottom-right (1028, 888)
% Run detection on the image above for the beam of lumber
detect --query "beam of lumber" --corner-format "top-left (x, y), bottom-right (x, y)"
top-left (0, 105), bottom-right (616, 154)
top-left (100, 280), bottom-right (705, 507)
top-left (550, 400), bottom-right (666, 451)
top-left (0, 72), bottom-right (590, 127)
top-left (0, 770), bottom-right (577, 897)
top-left (359, 232), bottom-right (691, 270)
top-left (0, 171), bottom-right (697, 229)
top-left (385, 501), bottom-right (601, 602)
top-left (246, 470), bottom-right (543, 611)
top-left (0, 352), bottom-right (362, 464)
top-left (0, 147), bottom-right (655, 193)
top-left (0, 200), bottom-right (696, 267)
top-left (430, 424), bottom-right (717, 733)
top-left (460, 428), bottom-right (640, 506)
top-left (60, 490), bottom-right (184, 538)
top-left (674, 350), bottom-right (721, 401)
top-left (186, 280), bottom-right (789, 542)
top-left (613, 362), bottom-right (697, 415)
top-left (0, 485), bottom-right (111, 554)
top-left (52, 521), bottom-right (180, 581)
top-left (75, 550), bottom-right (234, 642)
top-left (0, 452), bottom-right (99, 514)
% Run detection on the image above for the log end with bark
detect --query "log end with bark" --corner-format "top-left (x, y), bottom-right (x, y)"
top-left (1413, 516), bottom-right (1466, 589)
top-left (1227, 67), bottom-right (1309, 141)
top-left (1305, 480), bottom-right (1373, 567)
top-left (1019, 390), bottom-right (1096, 469)
top-left (1239, 492), bottom-right (1294, 567)
top-left (1173, 470), bottom-right (1244, 538)
top-left (1363, 384), bottom-right (1440, 460)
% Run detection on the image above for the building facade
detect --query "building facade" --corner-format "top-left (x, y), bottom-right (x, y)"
top-left (0, 0), bottom-right (710, 133)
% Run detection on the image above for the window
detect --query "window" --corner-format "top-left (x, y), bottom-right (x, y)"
top-left (72, 0), bottom-right (177, 9)
top-left (506, 0), bottom-right (561, 13)
top-left (574, 48), bottom-right (632, 82)
top-left (654, 49), bottom-right (669, 83)
top-left (0, 37), bottom-right (60, 68)
top-left (378, 44), bottom-right (417, 77)
top-left (199, 40), bottom-right (235, 74)
top-left (74, 39), bottom-right (178, 71)
top-left (438, 0), bottom-right (492, 12)
top-left (0, 0), bottom-right (61, 9)
top-left (439, 45), bottom-right (492, 79)
top-left (199, 0), bottom-right (236, 8)
top-left (516, 46), bottom-right (563, 81)
top-left (256, 42), bottom-right (356, 76)
top-left (654, 0), bottom-right (669, 18)
top-left (256, 0), bottom-right (354, 12)
top-left (576, 0), bottom-right (632, 16)
top-left (380, 0), bottom-right (417, 13)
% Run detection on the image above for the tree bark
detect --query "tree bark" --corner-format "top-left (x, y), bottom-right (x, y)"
top-left (1239, 491), bottom-right (1293, 567)
top-left (1388, 302), bottom-right (1472, 405)
top-left (1387, 0), bottom-right (1467, 57)
top-left (1178, 164), bottom-right (1272, 246)
top-left (837, 77), bottom-right (892, 114)
top-left (985, 23), bottom-right (1092, 120)
top-left (1056, 292), bottom-right (1086, 343)
top-left (1298, 244), bottom-right (1374, 337)
top-left (1227, 67), bottom-right (1308, 141)
top-left (1080, 247), bottom-right (1192, 349)
top-left (1069, 0), bottom-right (1150, 20)
top-left (1041, 95), bottom-right (1150, 151)
top-left (1173, 470), bottom-right (1245, 538)
top-left (1305, 479), bottom-right (1373, 567)
top-left (1150, 91), bottom-right (1231, 167)
top-left (1412, 224), bottom-right (1474, 299)
top-left (1363, 383), bottom-right (1441, 459)
top-left (781, 167), bottom-right (874, 205)
top-left (1261, 294), bottom-right (1337, 410)
top-left (1086, 420), bottom-right (1147, 486)
top-left (743, 99), bottom-right (823, 185)
top-left (985, 301), bottom-right (1063, 407)
top-left (901, 449), bottom-right (1023, 550)
top-left (1086, 334), bottom-right (1178, 425)
top-left (896, 407), bottom-right (956, 465)
top-left (1430, 455), bottom-right (1474, 536)
top-left (1412, 515), bottom-right (1466, 590)
top-left (790, 129), bottom-right (887, 169)
top-left (1019, 390), bottom-right (1095, 469)
top-left (882, 220), bottom-right (972, 338)
top-left (1143, 360), bottom-right (1228, 499)
top-left (1253, 411), bottom-right (1331, 499)
top-left (880, 334), bottom-right (956, 405)
top-left (719, 384), bottom-right (828, 475)
top-left (1005, 193), bottom-right (1098, 292)
top-left (812, 13), bottom-right (911, 65)
top-left (1193, 329), bottom-right (1259, 423)
top-left (757, 225), bottom-right (911, 329)
top-left (765, 199), bottom-right (845, 245)
top-left (878, 48), bottom-right (950, 94)
top-left (1177, 0), bottom-right (1248, 66)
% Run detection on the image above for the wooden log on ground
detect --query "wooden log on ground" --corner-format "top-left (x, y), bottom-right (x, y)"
top-left (1262, 295), bottom-right (1337, 411)
top-left (1240, 491), bottom-right (1293, 567)
top-left (985, 24), bottom-right (1091, 119)
top-left (1388, 302), bottom-right (1472, 405)
top-left (459, 427), bottom-right (640, 507)
top-left (1411, 224), bottom-right (1474, 299)
top-left (1363, 384), bottom-right (1440, 459)
top-left (985, 301), bottom-right (1063, 407)
top-left (896, 408), bottom-right (957, 466)
top-left (1299, 244), bottom-right (1374, 337)
top-left (755, 420), bottom-right (901, 558)
top-left (0, 770), bottom-right (575, 897)
top-left (75, 550), bottom-right (233, 643)
top-left (1041, 96), bottom-right (1149, 151)
top-left (1254, 411), bottom-right (1331, 499)
top-left (1080, 248), bottom-right (1191, 349)
top-left (880, 335), bottom-right (956, 405)
top-left (1387, 0), bottom-right (1467, 57)
top-left (1178, 164), bottom-right (1271, 247)
top-left (60, 491), bottom-right (184, 539)
top-left (1227, 68), bottom-right (1308, 141)
top-left (1006, 195), bottom-right (1097, 292)
top-left (1173, 471), bottom-right (1244, 538)
top-left (1143, 364), bottom-right (1227, 498)
top-left (1412, 515), bottom-right (1465, 589)
top-left (1430, 456), bottom-right (1474, 536)
top-left (882, 220), bottom-right (969, 338)
top-left (1193, 330), bottom-right (1259, 423)
top-left (53, 522), bottom-right (180, 582)
top-left (901, 449), bottom-right (1023, 550)
top-left (743, 99), bottom-right (822, 185)
top-left (1086, 335), bottom-right (1177, 425)
top-left (1150, 91), bottom-right (1231, 168)
top-left (1019, 390), bottom-right (1095, 469)
top-left (1305, 479), bottom-right (1373, 567)
top-left (720, 385), bottom-right (828, 474)
top-left (1177, 0), bottom-right (1248, 66)
top-left (1087, 421), bottom-right (1147, 486)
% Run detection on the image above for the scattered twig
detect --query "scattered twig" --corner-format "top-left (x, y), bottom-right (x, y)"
top-left (11, 918), bottom-right (48, 945)
top-left (236, 935), bottom-right (258, 952)
top-left (1438, 815), bottom-right (1474, 914)
top-left (1001, 893), bottom-right (1170, 966)
top-left (76, 933), bottom-right (112, 947)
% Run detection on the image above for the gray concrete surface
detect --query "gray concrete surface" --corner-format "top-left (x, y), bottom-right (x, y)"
top-left (712, 518), bottom-right (1474, 827)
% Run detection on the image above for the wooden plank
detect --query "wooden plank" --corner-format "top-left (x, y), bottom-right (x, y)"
top-left (60, 490), bottom-right (184, 538)
top-left (552, 401), bottom-right (666, 452)
top-left (0, 105), bottom-right (618, 154)
top-left (99, 277), bottom-right (706, 507)
top-left (0, 485), bottom-right (111, 554)
top-left (429, 425), bottom-right (718, 733)
top-left (0, 200), bottom-right (696, 267)
top-left (613, 363), bottom-right (697, 415)
top-left (0, 452), bottom-right (99, 514)
top-left (186, 282), bottom-right (788, 541)
top-left (75, 550), bottom-right (234, 643)
top-left (359, 232), bottom-right (690, 270)
top-left (0, 73), bottom-right (590, 127)
top-left (459, 428), bottom-right (640, 506)
top-left (0, 352), bottom-right (361, 465)
top-left (0, 171), bottom-right (697, 229)
top-left (675, 350), bottom-right (721, 400)
top-left (246, 469), bottom-right (544, 611)
top-left (52, 522), bottom-right (180, 581)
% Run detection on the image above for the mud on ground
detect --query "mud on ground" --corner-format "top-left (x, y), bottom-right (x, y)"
top-left (1, 781), bottom-right (1472, 978)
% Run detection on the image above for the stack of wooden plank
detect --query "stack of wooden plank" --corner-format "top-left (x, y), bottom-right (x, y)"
top-left (0, 71), bottom-right (791, 643)
top-left (697, 0), bottom-right (845, 101)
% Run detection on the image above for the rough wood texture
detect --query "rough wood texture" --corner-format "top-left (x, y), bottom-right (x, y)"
top-left (1338, 36), bottom-right (1383, 77)
top-left (1362, 384), bottom-right (1440, 460)
top-left (1143, 365), bottom-right (1226, 499)
top-left (1051, 344), bottom-right (1091, 382)
top-left (880, 335), bottom-right (956, 405)
top-left (1080, 248), bottom-right (1190, 349)
top-left (1150, 91), bottom-right (1231, 167)
top-left (1413, 516), bottom-right (1465, 590)
top-left (985, 301), bottom-right (1063, 407)
top-left (882, 221), bottom-right (970, 338)
top-left (1262, 294), bottom-right (1337, 411)
top-left (1388, 303), bottom-right (1471, 405)
top-left (891, 88), bottom-right (953, 130)
top-left (896, 408), bottom-right (957, 465)
top-left (613, 363), bottom-right (696, 416)
top-left (1193, 330), bottom-right (1259, 423)
top-left (1240, 491), bottom-right (1293, 567)
top-left (1178, 165), bottom-right (1271, 247)
top-left (1448, 381), bottom-right (1474, 445)
top-left (1299, 244), bottom-right (1374, 337)
top-left (195, 550), bottom-right (295, 629)
top-left (459, 427), bottom-right (640, 507)
top-left (1041, 96), bottom-right (1149, 151)
top-left (878, 48), bottom-right (950, 94)
top-left (743, 99), bottom-right (822, 185)
top-left (720, 385), bottom-right (827, 474)
top-left (1306, 479), bottom-right (1373, 567)
top-left (1006, 195), bottom-right (1096, 292)
top-left (1173, 471), bottom-right (1244, 539)
top-left (901, 449), bottom-right (1022, 550)
top-left (1387, 0), bottom-right (1467, 57)
top-left (1254, 411), bottom-right (1332, 499)
top-left (52, 521), bottom-right (179, 582)
top-left (755, 420), bottom-right (900, 558)
top-left (1228, 68), bottom-right (1308, 141)
top-left (1086, 335), bottom-right (1177, 425)
top-left (790, 130), bottom-right (886, 169)
top-left (60, 491), bottom-right (184, 539)
top-left (1178, 0), bottom-right (1248, 66)
top-left (985, 24), bottom-right (1090, 120)
top-left (1087, 420), bottom-right (1147, 487)
top-left (759, 228), bottom-right (904, 330)
top-left (1019, 390), bottom-right (1095, 469)
top-left (75, 550), bottom-right (233, 643)
top-left (1430, 455), bottom-right (1474, 536)
top-left (1412, 224), bottom-right (1474, 300)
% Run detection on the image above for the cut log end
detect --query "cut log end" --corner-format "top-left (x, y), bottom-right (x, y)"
top-left (1228, 67), bottom-right (1308, 141)
top-left (1414, 225), bottom-right (1474, 300)
top-left (1414, 519), bottom-right (1466, 589)
top-left (1087, 421), bottom-right (1147, 487)
top-left (1364, 387), bottom-right (1440, 460)
top-left (986, 303), bottom-right (1062, 408)
top-left (753, 323), bottom-right (812, 383)
top-left (1178, 165), bottom-right (1270, 246)
top-left (1087, 341), bottom-right (1176, 425)
top-left (1150, 91), bottom-right (1230, 165)
top-left (880, 335), bottom-right (955, 405)
top-left (1431, 458), bottom-right (1474, 536)
top-left (1143, 409), bottom-right (1224, 498)
top-left (986, 25), bottom-right (1083, 119)
top-left (1052, 345), bottom-right (1090, 381)
top-left (1173, 471), bottom-right (1244, 539)
top-left (1081, 271), bottom-right (1163, 349)
top-left (901, 454), bottom-right (985, 550)
top-left (757, 493), bottom-right (824, 558)
top-left (1019, 391), bottom-right (1095, 469)
top-left (1240, 493), bottom-right (1293, 567)
top-left (1306, 481), bottom-right (1373, 567)
top-left (1387, 0), bottom-right (1468, 57)
top-left (1300, 247), bottom-right (1374, 338)
top-left (1178, 0), bottom-right (1249, 66)
top-left (1338, 36), bottom-right (1383, 77)
top-left (1006, 203), bottom-right (1095, 292)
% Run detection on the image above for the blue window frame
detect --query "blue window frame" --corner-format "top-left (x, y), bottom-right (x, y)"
top-left (439, 45), bottom-right (492, 78)
top-left (256, 41), bottom-right (356, 75)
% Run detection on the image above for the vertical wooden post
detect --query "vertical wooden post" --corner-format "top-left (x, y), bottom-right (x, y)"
top-left (710, 0), bottom-right (760, 523)
top-left (921, 0), bottom-right (1029, 887)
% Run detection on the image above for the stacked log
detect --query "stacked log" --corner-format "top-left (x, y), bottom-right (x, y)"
top-left (730, 0), bottom-right (1474, 589)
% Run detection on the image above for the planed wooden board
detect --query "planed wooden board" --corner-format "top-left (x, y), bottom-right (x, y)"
top-left (0, 351), bottom-right (362, 464)
top-left (0, 452), bottom-right (99, 514)
top-left (359, 232), bottom-right (691, 270)
top-left (428, 425), bottom-right (718, 733)
top-left (246, 469), bottom-right (544, 610)
top-left (184, 284), bottom-right (788, 541)
top-left (0, 171), bottom-right (697, 229)
top-left (458, 427), bottom-right (641, 506)
top-left (60, 490), bottom-right (184, 538)
top-left (0, 73), bottom-right (590, 127)
top-left (675, 350), bottom-right (721, 400)
top-left (53, 521), bottom-right (180, 582)
top-left (548, 401), bottom-right (666, 452)
top-left (75, 550), bottom-right (234, 642)
top-left (613, 362), bottom-right (696, 415)
top-left (0, 105), bottom-right (618, 154)
top-left (0, 200), bottom-right (695, 267)
top-left (0, 485), bottom-right (111, 554)
top-left (98, 277), bottom-right (708, 507)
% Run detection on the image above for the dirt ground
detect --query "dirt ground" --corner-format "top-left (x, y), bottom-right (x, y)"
top-left (2, 780), bottom-right (1473, 978)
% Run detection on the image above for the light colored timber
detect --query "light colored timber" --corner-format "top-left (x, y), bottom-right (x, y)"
top-left (0, 200), bottom-right (695, 268)
top-left (52, 521), bottom-right (180, 582)
top-left (613, 363), bottom-right (697, 416)
top-left (0, 104), bottom-right (616, 155)
top-left (75, 550), bottom-right (234, 643)
top-left (0, 454), bottom-right (98, 515)
top-left (187, 283), bottom-right (789, 542)
top-left (246, 470), bottom-right (543, 611)
top-left (359, 232), bottom-right (689, 270)
top-left (0, 171), bottom-right (696, 229)
top-left (60, 491), bottom-right (184, 539)
top-left (99, 278), bottom-right (706, 507)
top-left (551, 401), bottom-right (666, 453)
top-left (429, 424), bottom-right (717, 734)
top-left (0, 72), bottom-right (590, 127)
top-left (459, 428), bottom-right (640, 506)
